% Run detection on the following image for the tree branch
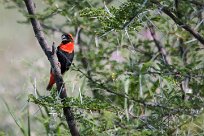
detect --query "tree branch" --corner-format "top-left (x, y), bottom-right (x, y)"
top-left (189, 0), bottom-right (204, 7)
top-left (150, 0), bottom-right (204, 45)
top-left (147, 22), bottom-right (171, 65)
top-left (23, 0), bottom-right (79, 135)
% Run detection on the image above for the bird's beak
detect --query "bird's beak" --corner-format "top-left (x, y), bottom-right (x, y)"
top-left (61, 35), bottom-right (67, 41)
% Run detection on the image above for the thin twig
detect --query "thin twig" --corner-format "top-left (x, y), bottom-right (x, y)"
top-left (41, 23), bottom-right (66, 34)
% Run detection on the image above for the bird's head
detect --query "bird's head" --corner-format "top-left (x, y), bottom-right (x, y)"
top-left (61, 33), bottom-right (74, 44)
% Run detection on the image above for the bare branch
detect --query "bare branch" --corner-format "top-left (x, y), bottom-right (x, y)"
top-left (147, 22), bottom-right (171, 65)
top-left (23, 0), bottom-right (79, 135)
top-left (150, 0), bottom-right (204, 45)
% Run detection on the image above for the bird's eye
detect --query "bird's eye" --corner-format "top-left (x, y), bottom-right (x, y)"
top-left (62, 35), bottom-right (66, 39)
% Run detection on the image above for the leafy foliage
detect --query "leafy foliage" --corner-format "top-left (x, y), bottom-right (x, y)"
top-left (3, 0), bottom-right (204, 135)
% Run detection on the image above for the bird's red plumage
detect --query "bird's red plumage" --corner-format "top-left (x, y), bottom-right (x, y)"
top-left (46, 33), bottom-right (74, 90)
top-left (59, 42), bottom-right (74, 53)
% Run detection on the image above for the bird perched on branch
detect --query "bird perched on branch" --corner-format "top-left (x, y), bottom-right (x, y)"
top-left (46, 33), bottom-right (74, 90)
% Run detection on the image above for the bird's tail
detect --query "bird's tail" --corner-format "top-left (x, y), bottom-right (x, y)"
top-left (46, 73), bottom-right (55, 90)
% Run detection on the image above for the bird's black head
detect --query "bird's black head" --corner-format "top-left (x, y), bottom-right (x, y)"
top-left (61, 33), bottom-right (73, 44)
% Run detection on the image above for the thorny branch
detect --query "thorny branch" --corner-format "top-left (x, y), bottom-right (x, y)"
top-left (150, 0), bottom-right (204, 45)
top-left (23, 0), bottom-right (79, 135)
top-left (71, 64), bottom-right (169, 109)
top-left (70, 63), bottom-right (204, 123)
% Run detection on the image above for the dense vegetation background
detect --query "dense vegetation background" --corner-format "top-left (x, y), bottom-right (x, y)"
top-left (0, 0), bottom-right (204, 135)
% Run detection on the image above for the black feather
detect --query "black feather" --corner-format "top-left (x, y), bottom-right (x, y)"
top-left (57, 47), bottom-right (74, 74)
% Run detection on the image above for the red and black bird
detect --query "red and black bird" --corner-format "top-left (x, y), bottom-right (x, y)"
top-left (46, 33), bottom-right (74, 90)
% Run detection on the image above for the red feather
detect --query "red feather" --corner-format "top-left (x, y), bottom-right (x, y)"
top-left (46, 72), bottom-right (55, 90)
top-left (59, 42), bottom-right (74, 53)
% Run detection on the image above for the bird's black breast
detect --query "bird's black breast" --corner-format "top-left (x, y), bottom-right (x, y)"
top-left (56, 48), bottom-right (74, 74)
